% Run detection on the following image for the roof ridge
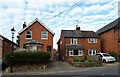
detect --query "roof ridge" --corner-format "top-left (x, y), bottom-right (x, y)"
top-left (19, 18), bottom-right (55, 35)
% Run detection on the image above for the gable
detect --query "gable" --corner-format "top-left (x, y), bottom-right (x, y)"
top-left (19, 18), bottom-right (55, 35)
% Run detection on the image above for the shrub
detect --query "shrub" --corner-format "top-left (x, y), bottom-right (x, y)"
top-left (73, 57), bottom-right (80, 62)
top-left (108, 51), bottom-right (118, 60)
top-left (3, 51), bottom-right (51, 67)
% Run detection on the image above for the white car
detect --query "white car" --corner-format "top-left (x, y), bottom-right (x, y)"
top-left (96, 53), bottom-right (116, 63)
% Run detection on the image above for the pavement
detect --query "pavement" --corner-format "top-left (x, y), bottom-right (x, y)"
top-left (2, 61), bottom-right (119, 75)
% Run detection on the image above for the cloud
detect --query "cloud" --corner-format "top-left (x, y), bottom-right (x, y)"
top-left (0, 0), bottom-right (119, 49)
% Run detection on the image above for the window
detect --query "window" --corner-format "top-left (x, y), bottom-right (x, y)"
top-left (69, 50), bottom-right (74, 56)
top-left (88, 50), bottom-right (97, 55)
top-left (71, 38), bottom-right (77, 45)
top-left (74, 50), bottom-right (78, 55)
top-left (79, 50), bottom-right (83, 56)
top-left (41, 31), bottom-right (48, 39)
top-left (26, 30), bottom-right (32, 39)
top-left (69, 50), bottom-right (83, 56)
top-left (88, 38), bottom-right (97, 43)
top-left (29, 45), bottom-right (37, 52)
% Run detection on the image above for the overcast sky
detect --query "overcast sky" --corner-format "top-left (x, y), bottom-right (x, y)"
top-left (0, 0), bottom-right (119, 49)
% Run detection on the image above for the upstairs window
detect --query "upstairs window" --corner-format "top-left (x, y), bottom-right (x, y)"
top-left (71, 38), bottom-right (77, 45)
top-left (88, 38), bottom-right (97, 43)
top-left (26, 30), bottom-right (32, 39)
top-left (41, 31), bottom-right (48, 40)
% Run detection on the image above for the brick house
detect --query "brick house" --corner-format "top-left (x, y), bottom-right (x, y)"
top-left (19, 18), bottom-right (55, 60)
top-left (0, 35), bottom-right (18, 58)
top-left (57, 26), bottom-right (101, 62)
top-left (96, 18), bottom-right (120, 55)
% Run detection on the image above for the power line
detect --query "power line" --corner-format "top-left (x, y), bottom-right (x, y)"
top-left (44, 1), bottom-right (86, 23)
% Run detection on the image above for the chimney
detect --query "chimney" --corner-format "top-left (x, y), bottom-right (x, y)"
top-left (76, 25), bottom-right (80, 31)
top-left (23, 22), bottom-right (26, 29)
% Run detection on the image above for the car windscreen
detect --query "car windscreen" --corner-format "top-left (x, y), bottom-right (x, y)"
top-left (103, 54), bottom-right (110, 56)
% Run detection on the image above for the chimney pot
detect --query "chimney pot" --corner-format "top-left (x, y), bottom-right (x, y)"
top-left (76, 25), bottom-right (80, 31)
top-left (23, 22), bottom-right (26, 29)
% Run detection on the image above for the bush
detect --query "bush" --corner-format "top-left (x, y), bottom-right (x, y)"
top-left (3, 51), bottom-right (51, 67)
top-left (108, 51), bottom-right (118, 60)
top-left (74, 57), bottom-right (80, 62)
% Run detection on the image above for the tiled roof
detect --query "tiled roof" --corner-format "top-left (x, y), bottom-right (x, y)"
top-left (0, 34), bottom-right (18, 46)
top-left (96, 18), bottom-right (120, 35)
top-left (66, 45), bottom-right (84, 50)
top-left (62, 30), bottom-right (99, 38)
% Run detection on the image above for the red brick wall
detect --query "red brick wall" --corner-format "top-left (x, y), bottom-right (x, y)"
top-left (3, 41), bottom-right (12, 57)
top-left (58, 33), bottom-right (65, 60)
top-left (58, 35), bottom-right (101, 61)
top-left (19, 21), bottom-right (54, 59)
top-left (64, 37), bottom-right (101, 60)
top-left (99, 27), bottom-right (119, 54)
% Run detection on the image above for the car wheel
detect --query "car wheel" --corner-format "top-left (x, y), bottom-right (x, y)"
top-left (103, 59), bottom-right (106, 63)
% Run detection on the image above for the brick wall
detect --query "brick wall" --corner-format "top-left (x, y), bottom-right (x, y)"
top-left (58, 36), bottom-right (101, 61)
top-left (99, 27), bottom-right (119, 54)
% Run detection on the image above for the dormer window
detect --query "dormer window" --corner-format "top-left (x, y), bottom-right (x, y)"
top-left (88, 38), bottom-right (97, 43)
top-left (26, 30), bottom-right (32, 39)
top-left (41, 31), bottom-right (48, 40)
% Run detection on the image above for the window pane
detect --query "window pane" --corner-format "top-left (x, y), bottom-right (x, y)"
top-left (73, 50), bottom-right (78, 55)
top-left (41, 31), bottom-right (48, 39)
top-left (71, 38), bottom-right (77, 45)
top-left (89, 50), bottom-right (92, 55)
top-left (26, 35), bottom-right (31, 38)
top-left (27, 31), bottom-right (31, 34)
top-left (79, 50), bottom-right (83, 56)
top-left (93, 50), bottom-right (96, 55)
top-left (26, 30), bottom-right (32, 38)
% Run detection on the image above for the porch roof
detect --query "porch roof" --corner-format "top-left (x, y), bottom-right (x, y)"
top-left (66, 45), bottom-right (84, 50)
top-left (24, 40), bottom-right (43, 45)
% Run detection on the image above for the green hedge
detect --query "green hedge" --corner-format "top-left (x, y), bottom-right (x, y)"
top-left (108, 51), bottom-right (120, 62)
top-left (3, 52), bottom-right (51, 67)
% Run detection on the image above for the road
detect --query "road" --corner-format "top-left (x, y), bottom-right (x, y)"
top-left (2, 62), bottom-right (120, 77)
top-left (49, 63), bottom-right (119, 75)
top-left (44, 63), bottom-right (119, 75)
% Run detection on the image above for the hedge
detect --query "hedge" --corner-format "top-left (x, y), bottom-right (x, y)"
top-left (3, 51), bottom-right (51, 67)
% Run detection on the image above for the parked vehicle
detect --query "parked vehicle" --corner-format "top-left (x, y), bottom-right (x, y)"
top-left (96, 53), bottom-right (116, 63)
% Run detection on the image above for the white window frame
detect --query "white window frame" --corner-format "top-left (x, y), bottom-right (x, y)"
top-left (88, 38), bottom-right (97, 43)
top-left (26, 30), bottom-right (32, 39)
top-left (69, 50), bottom-right (74, 56)
top-left (69, 50), bottom-right (83, 56)
top-left (88, 49), bottom-right (97, 56)
top-left (78, 50), bottom-right (83, 56)
top-left (71, 38), bottom-right (77, 45)
top-left (41, 31), bottom-right (48, 40)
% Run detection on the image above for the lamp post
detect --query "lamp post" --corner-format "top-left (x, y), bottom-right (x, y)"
top-left (10, 27), bottom-right (15, 73)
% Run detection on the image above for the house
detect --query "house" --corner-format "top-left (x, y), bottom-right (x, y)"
top-left (19, 18), bottom-right (55, 60)
top-left (57, 26), bottom-right (101, 62)
top-left (96, 18), bottom-right (120, 55)
top-left (0, 35), bottom-right (18, 58)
